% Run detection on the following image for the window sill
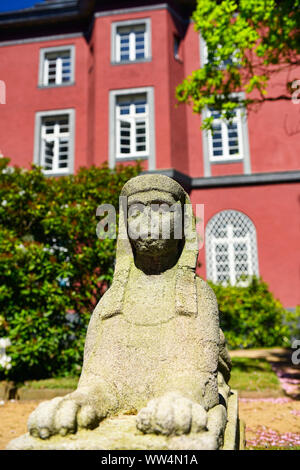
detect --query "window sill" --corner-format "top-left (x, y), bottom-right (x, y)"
top-left (38, 82), bottom-right (75, 89)
top-left (111, 58), bottom-right (152, 66)
top-left (116, 156), bottom-right (148, 162)
top-left (43, 171), bottom-right (73, 177)
top-left (210, 157), bottom-right (244, 164)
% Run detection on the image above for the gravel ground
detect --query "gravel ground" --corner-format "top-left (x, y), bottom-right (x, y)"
top-left (0, 400), bottom-right (40, 450)
top-left (239, 397), bottom-right (300, 448)
top-left (0, 397), bottom-right (299, 450)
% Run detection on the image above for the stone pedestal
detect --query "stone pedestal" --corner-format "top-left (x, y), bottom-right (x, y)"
top-left (6, 391), bottom-right (244, 450)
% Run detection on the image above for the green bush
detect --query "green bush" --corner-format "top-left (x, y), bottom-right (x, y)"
top-left (209, 277), bottom-right (292, 350)
top-left (284, 305), bottom-right (300, 342)
top-left (0, 158), bottom-right (141, 381)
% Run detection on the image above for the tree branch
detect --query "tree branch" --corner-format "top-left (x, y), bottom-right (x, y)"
top-left (253, 95), bottom-right (292, 102)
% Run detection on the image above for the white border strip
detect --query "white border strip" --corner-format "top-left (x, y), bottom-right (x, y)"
top-left (95, 3), bottom-right (168, 18)
top-left (0, 32), bottom-right (82, 48)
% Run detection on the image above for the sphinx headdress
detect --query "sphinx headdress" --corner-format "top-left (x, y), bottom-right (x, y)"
top-left (100, 174), bottom-right (199, 319)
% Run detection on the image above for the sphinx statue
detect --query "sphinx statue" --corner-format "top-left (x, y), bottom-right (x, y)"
top-left (7, 174), bottom-right (241, 450)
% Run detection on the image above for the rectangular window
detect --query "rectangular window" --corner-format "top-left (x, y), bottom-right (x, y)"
top-left (116, 25), bottom-right (145, 61)
top-left (39, 46), bottom-right (75, 87)
top-left (116, 94), bottom-right (149, 158)
top-left (34, 110), bottom-right (75, 175)
top-left (109, 87), bottom-right (155, 170)
top-left (112, 19), bottom-right (151, 64)
top-left (208, 108), bottom-right (243, 162)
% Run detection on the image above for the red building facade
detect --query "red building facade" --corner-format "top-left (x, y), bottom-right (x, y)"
top-left (0, 0), bottom-right (299, 308)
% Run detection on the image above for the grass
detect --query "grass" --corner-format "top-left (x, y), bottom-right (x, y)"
top-left (20, 357), bottom-right (281, 394)
top-left (22, 376), bottom-right (79, 390)
top-left (229, 357), bottom-right (282, 393)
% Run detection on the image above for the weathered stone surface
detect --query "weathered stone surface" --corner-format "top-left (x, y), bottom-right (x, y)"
top-left (7, 174), bottom-right (237, 450)
top-left (136, 392), bottom-right (208, 436)
top-left (222, 390), bottom-right (241, 450)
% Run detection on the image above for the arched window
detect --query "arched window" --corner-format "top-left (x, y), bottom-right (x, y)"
top-left (205, 210), bottom-right (259, 285)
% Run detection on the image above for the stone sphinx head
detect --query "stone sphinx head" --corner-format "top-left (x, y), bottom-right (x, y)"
top-left (102, 174), bottom-right (200, 319)
top-left (122, 174), bottom-right (187, 273)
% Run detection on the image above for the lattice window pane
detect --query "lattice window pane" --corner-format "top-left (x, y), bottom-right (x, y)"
top-left (47, 59), bottom-right (57, 84)
top-left (58, 138), bottom-right (69, 168)
top-left (212, 122), bottom-right (223, 157)
top-left (43, 141), bottom-right (54, 170)
top-left (208, 108), bottom-right (243, 161)
top-left (116, 93), bottom-right (148, 158)
top-left (119, 121), bottom-right (131, 154)
top-left (206, 210), bottom-right (259, 285)
top-left (119, 32), bottom-right (130, 61)
top-left (41, 115), bottom-right (71, 173)
top-left (116, 24), bottom-right (146, 62)
top-left (43, 50), bottom-right (72, 86)
top-left (135, 99), bottom-right (146, 114)
top-left (61, 56), bottom-right (72, 82)
top-left (135, 121), bottom-right (147, 151)
top-left (135, 30), bottom-right (145, 59)
top-left (58, 119), bottom-right (69, 134)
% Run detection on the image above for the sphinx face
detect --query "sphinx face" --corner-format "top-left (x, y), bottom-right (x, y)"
top-left (126, 190), bottom-right (184, 257)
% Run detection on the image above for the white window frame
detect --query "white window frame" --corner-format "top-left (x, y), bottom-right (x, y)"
top-left (111, 18), bottom-right (151, 64)
top-left (199, 35), bottom-right (239, 69)
top-left (116, 94), bottom-right (149, 159)
top-left (109, 87), bottom-right (156, 170)
top-left (34, 109), bottom-right (75, 176)
top-left (211, 226), bottom-right (253, 286)
top-left (206, 210), bottom-right (259, 286)
top-left (39, 45), bottom-right (75, 87)
top-left (207, 107), bottom-right (244, 162)
top-left (201, 90), bottom-right (251, 172)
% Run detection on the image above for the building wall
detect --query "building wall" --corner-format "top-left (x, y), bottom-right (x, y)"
top-left (180, 21), bottom-right (205, 179)
top-left (0, 35), bottom-right (90, 171)
top-left (1, 6), bottom-right (300, 176)
top-left (248, 87), bottom-right (300, 174)
top-left (0, 3), bottom-right (299, 307)
top-left (167, 12), bottom-right (189, 175)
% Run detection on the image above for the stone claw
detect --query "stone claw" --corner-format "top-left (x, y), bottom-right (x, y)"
top-left (27, 394), bottom-right (100, 439)
top-left (136, 392), bottom-right (207, 436)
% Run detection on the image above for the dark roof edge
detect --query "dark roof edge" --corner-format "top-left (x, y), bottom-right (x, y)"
top-left (0, 1), bottom-right (192, 31)
top-left (0, 0), bottom-right (93, 29)
top-left (144, 169), bottom-right (300, 191)
top-left (143, 168), bottom-right (192, 192)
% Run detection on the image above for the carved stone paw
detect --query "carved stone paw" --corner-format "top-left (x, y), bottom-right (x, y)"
top-left (136, 392), bottom-right (207, 436)
top-left (27, 394), bottom-right (100, 439)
